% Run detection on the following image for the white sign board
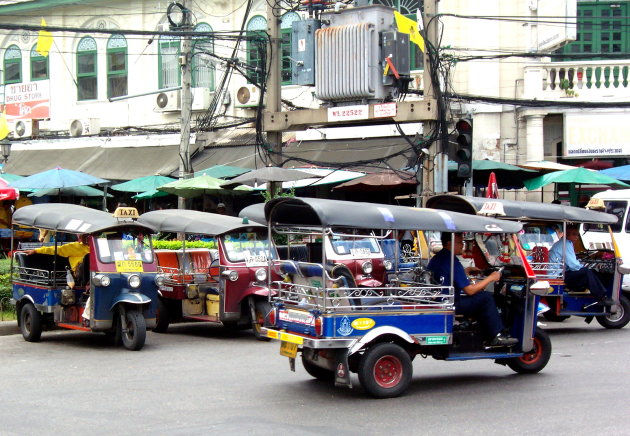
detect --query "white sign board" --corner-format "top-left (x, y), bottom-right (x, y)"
top-left (373, 102), bottom-right (397, 118)
top-left (327, 105), bottom-right (369, 122)
top-left (564, 112), bottom-right (630, 157)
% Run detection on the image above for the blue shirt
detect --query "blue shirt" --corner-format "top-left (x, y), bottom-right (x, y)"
top-left (549, 237), bottom-right (582, 274)
top-left (427, 248), bottom-right (470, 305)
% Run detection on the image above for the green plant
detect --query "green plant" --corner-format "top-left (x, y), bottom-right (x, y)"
top-left (0, 257), bottom-right (10, 275)
top-left (0, 272), bottom-right (15, 320)
top-left (152, 240), bottom-right (217, 250)
top-left (559, 78), bottom-right (578, 97)
top-left (260, 187), bottom-right (296, 202)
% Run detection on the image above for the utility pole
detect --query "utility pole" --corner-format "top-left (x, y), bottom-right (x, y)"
top-left (265, 2), bottom-right (282, 196)
top-left (178, 0), bottom-right (193, 209)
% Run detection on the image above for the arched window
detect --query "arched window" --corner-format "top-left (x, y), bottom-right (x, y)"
top-left (158, 34), bottom-right (181, 89)
top-left (77, 36), bottom-right (98, 100)
top-left (30, 44), bottom-right (48, 81)
top-left (246, 15), bottom-right (267, 85)
top-left (4, 45), bottom-right (22, 84)
top-left (107, 34), bottom-right (128, 98)
top-left (281, 12), bottom-right (300, 85)
top-left (193, 23), bottom-right (215, 91)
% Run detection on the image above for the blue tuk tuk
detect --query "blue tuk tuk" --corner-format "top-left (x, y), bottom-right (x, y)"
top-left (10, 204), bottom-right (161, 350)
top-left (256, 198), bottom-right (551, 398)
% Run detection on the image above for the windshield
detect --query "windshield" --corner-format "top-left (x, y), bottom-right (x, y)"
top-left (583, 200), bottom-right (626, 233)
top-left (330, 235), bottom-right (381, 257)
top-left (95, 231), bottom-right (154, 263)
top-left (221, 231), bottom-right (275, 264)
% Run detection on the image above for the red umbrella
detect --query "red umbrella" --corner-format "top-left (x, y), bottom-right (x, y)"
top-left (0, 177), bottom-right (19, 201)
top-left (333, 170), bottom-right (416, 192)
top-left (486, 172), bottom-right (499, 199)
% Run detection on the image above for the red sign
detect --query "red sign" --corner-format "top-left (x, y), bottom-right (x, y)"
top-left (4, 80), bottom-right (50, 121)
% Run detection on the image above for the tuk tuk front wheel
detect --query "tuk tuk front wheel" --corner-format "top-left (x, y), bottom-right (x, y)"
top-left (248, 296), bottom-right (271, 342)
top-left (120, 309), bottom-right (146, 351)
top-left (507, 328), bottom-right (551, 374)
top-left (20, 303), bottom-right (42, 342)
top-left (153, 298), bottom-right (170, 333)
top-left (596, 295), bottom-right (630, 329)
top-left (358, 343), bottom-right (412, 398)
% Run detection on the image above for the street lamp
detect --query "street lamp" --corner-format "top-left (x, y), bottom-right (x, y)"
top-left (0, 139), bottom-right (11, 173)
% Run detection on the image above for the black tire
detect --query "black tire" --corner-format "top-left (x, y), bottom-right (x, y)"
top-left (596, 295), bottom-right (630, 329)
top-left (249, 296), bottom-right (271, 341)
top-left (120, 309), bottom-right (147, 351)
top-left (20, 303), bottom-right (42, 342)
top-left (507, 328), bottom-right (552, 374)
top-left (358, 342), bottom-right (412, 398)
top-left (302, 354), bottom-right (335, 382)
top-left (542, 312), bottom-right (571, 322)
top-left (153, 298), bottom-right (170, 333)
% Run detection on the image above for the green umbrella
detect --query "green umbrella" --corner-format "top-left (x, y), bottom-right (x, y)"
top-left (28, 185), bottom-right (113, 198)
top-left (132, 189), bottom-right (170, 200)
top-left (524, 167), bottom-right (630, 190)
top-left (110, 175), bottom-right (176, 192)
top-left (194, 165), bottom-right (251, 179)
top-left (157, 174), bottom-right (253, 198)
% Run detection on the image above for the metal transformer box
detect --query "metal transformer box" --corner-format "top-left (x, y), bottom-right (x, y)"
top-left (292, 18), bottom-right (321, 86)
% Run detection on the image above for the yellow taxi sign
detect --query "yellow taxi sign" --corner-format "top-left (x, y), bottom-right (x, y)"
top-left (586, 197), bottom-right (605, 211)
top-left (113, 207), bottom-right (139, 219)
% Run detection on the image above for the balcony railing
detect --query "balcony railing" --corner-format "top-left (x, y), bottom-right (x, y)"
top-left (523, 60), bottom-right (630, 101)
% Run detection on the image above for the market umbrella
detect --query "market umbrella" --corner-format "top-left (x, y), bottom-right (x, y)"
top-left (220, 166), bottom-right (316, 188)
top-left (448, 160), bottom-right (538, 189)
top-left (132, 189), bottom-right (170, 200)
top-left (486, 172), bottom-right (499, 199)
top-left (195, 165), bottom-right (251, 179)
top-left (519, 160), bottom-right (579, 172)
top-left (8, 167), bottom-right (108, 190)
top-left (110, 174), bottom-right (176, 192)
top-left (524, 167), bottom-right (630, 190)
top-left (158, 174), bottom-right (253, 198)
top-left (600, 164), bottom-right (630, 181)
top-left (249, 168), bottom-right (365, 190)
top-left (333, 170), bottom-right (416, 192)
top-left (28, 185), bottom-right (113, 198)
top-left (0, 177), bottom-right (19, 201)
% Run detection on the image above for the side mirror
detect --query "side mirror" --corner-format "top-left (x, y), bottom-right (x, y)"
top-left (618, 263), bottom-right (630, 275)
top-left (209, 258), bottom-right (220, 282)
top-left (530, 280), bottom-right (552, 296)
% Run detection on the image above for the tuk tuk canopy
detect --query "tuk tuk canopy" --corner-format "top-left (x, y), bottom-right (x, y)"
top-left (257, 197), bottom-right (523, 234)
top-left (426, 195), bottom-right (618, 225)
top-left (12, 203), bottom-right (155, 234)
top-left (138, 209), bottom-right (265, 235)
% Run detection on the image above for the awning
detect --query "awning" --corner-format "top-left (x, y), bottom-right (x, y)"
top-left (4, 134), bottom-right (183, 180)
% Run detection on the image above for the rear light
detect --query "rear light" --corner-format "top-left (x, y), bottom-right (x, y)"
top-left (314, 316), bottom-right (323, 337)
top-left (268, 306), bottom-right (276, 326)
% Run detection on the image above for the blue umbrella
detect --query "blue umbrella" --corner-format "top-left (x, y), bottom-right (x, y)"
top-left (600, 164), bottom-right (630, 181)
top-left (9, 167), bottom-right (108, 190)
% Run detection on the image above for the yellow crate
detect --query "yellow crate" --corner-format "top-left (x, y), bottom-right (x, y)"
top-left (206, 293), bottom-right (220, 318)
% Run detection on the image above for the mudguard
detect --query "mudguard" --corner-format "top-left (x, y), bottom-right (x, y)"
top-left (241, 286), bottom-right (276, 299)
top-left (348, 325), bottom-right (417, 356)
top-left (109, 291), bottom-right (151, 310)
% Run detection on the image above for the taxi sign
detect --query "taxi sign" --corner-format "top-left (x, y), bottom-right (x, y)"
top-left (478, 201), bottom-right (506, 217)
top-left (115, 260), bottom-right (143, 272)
top-left (113, 207), bottom-right (140, 219)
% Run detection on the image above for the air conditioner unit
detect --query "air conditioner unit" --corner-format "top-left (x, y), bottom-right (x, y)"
top-left (191, 87), bottom-right (212, 111)
top-left (155, 90), bottom-right (181, 111)
top-left (12, 120), bottom-right (33, 138)
top-left (235, 85), bottom-right (260, 107)
top-left (69, 118), bottom-right (101, 137)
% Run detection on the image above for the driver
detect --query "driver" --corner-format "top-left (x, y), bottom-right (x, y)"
top-left (427, 232), bottom-right (518, 347)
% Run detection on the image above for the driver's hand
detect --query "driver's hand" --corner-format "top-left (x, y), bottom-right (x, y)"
top-left (465, 266), bottom-right (481, 275)
top-left (488, 271), bottom-right (502, 282)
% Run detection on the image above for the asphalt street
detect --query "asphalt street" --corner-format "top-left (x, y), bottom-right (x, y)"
top-left (1, 317), bottom-right (629, 436)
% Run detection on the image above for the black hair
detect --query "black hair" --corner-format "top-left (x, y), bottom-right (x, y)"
top-left (440, 232), bottom-right (452, 246)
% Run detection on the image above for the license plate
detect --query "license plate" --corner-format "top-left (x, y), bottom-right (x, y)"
top-left (280, 341), bottom-right (298, 358)
top-left (115, 260), bottom-right (143, 272)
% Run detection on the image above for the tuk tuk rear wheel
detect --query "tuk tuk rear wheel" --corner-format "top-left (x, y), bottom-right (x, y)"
top-left (358, 343), bottom-right (412, 398)
top-left (248, 296), bottom-right (271, 342)
top-left (153, 298), bottom-right (170, 333)
top-left (302, 354), bottom-right (335, 382)
top-left (507, 328), bottom-right (551, 374)
top-left (596, 295), bottom-right (630, 329)
top-left (20, 303), bottom-right (42, 342)
top-left (120, 309), bottom-right (146, 351)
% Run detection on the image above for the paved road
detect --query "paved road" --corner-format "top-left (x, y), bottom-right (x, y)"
top-left (1, 317), bottom-right (629, 436)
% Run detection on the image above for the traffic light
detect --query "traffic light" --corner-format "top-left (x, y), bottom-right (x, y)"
top-left (455, 118), bottom-right (473, 179)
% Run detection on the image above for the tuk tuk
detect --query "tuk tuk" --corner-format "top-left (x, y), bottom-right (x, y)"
top-left (10, 204), bottom-right (160, 351)
top-left (137, 209), bottom-right (276, 340)
top-left (427, 195), bottom-right (629, 329)
top-left (259, 197), bottom-right (551, 398)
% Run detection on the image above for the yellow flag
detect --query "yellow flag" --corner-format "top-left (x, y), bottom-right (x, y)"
top-left (0, 112), bottom-right (10, 140)
top-left (394, 11), bottom-right (425, 52)
top-left (36, 18), bottom-right (53, 57)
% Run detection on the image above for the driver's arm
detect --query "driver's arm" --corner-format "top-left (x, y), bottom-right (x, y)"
top-left (462, 271), bottom-right (502, 296)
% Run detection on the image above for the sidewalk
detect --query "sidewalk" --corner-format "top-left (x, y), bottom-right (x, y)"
top-left (0, 320), bottom-right (18, 336)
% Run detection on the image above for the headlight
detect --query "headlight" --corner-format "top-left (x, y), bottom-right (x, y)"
top-left (384, 260), bottom-right (393, 271)
top-left (362, 261), bottom-right (373, 274)
top-left (154, 274), bottom-right (166, 287)
top-left (128, 274), bottom-right (141, 289)
top-left (255, 268), bottom-right (267, 282)
top-left (222, 270), bottom-right (239, 282)
top-left (92, 274), bottom-right (111, 287)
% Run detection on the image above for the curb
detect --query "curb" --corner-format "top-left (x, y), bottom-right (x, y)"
top-left (0, 320), bottom-right (18, 336)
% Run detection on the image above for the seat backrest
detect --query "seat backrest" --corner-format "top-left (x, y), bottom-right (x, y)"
top-left (531, 246), bottom-right (549, 275)
top-left (308, 242), bottom-right (323, 263)
top-left (190, 250), bottom-right (212, 272)
top-left (155, 251), bottom-right (180, 271)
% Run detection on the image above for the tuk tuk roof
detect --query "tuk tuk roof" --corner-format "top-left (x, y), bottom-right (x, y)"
top-left (12, 203), bottom-right (155, 234)
top-left (260, 197), bottom-right (522, 233)
top-left (138, 209), bottom-right (265, 235)
top-left (426, 195), bottom-right (618, 225)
